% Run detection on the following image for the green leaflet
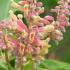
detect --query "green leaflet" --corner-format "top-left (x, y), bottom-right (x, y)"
top-left (0, 59), bottom-right (70, 70)
top-left (37, 59), bottom-right (70, 70)
top-left (0, 61), bottom-right (8, 70)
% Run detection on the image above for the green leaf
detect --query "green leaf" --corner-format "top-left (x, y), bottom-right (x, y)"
top-left (38, 59), bottom-right (70, 70)
top-left (21, 60), bottom-right (34, 70)
top-left (10, 56), bottom-right (16, 68)
top-left (0, 61), bottom-right (8, 70)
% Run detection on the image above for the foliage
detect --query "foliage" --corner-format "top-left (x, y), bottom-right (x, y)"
top-left (0, 59), bottom-right (70, 70)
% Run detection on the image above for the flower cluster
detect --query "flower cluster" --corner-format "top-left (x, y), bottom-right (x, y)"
top-left (0, 0), bottom-right (70, 68)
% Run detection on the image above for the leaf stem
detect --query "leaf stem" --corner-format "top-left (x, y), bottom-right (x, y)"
top-left (4, 49), bottom-right (13, 70)
top-left (4, 34), bottom-right (13, 70)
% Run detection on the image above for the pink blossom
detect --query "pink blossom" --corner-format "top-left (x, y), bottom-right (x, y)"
top-left (36, 2), bottom-right (43, 7)
top-left (0, 0), bottom-right (70, 66)
top-left (44, 16), bottom-right (54, 22)
top-left (18, 1), bottom-right (28, 5)
top-left (17, 19), bottom-right (28, 32)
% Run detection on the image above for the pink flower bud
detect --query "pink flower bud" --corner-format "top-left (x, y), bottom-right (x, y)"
top-left (18, 1), bottom-right (28, 5)
top-left (12, 40), bottom-right (17, 46)
top-left (17, 19), bottom-right (28, 32)
top-left (59, 25), bottom-right (66, 32)
top-left (68, 5), bottom-right (70, 9)
top-left (54, 30), bottom-right (63, 41)
top-left (62, 9), bottom-right (69, 14)
top-left (44, 16), bottom-right (54, 22)
top-left (44, 25), bottom-right (55, 32)
top-left (67, 0), bottom-right (70, 2)
top-left (64, 2), bottom-right (68, 8)
top-left (36, 2), bottom-right (43, 7)
top-left (40, 18), bottom-right (50, 25)
top-left (60, 22), bottom-right (68, 26)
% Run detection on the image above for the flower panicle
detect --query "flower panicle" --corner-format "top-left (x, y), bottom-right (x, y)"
top-left (0, 0), bottom-right (70, 68)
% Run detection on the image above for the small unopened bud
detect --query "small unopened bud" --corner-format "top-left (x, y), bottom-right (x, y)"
top-left (46, 37), bottom-right (50, 42)
top-left (22, 30), bottom-right (28, 38)
top-left (33, 16), bottom-right (41, 23)
top-left (17, 14), bottom-right (23, 19)
top-left (44, 16), bottom-right (54, 22)
top-left (36, 2), bottom-right (43, 7)
top-left (23, 4), bottom-right (29, 13)
top-left (10, 0), bottom-right (20, 8)
top-left (18, 1), bottom-right (28, 5)
top-left (9, 10), bottom-right (17, 21)
top-left (68, 23), bottom-right (70, 26)
top-left (9, 10), bottom-right (13, 14)
top-left (44, 25), bottom-right (55, 32)
top-left (55, 30), bottom-right (63, 36)
top-left (41, 7), bottom-right (44, 10)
